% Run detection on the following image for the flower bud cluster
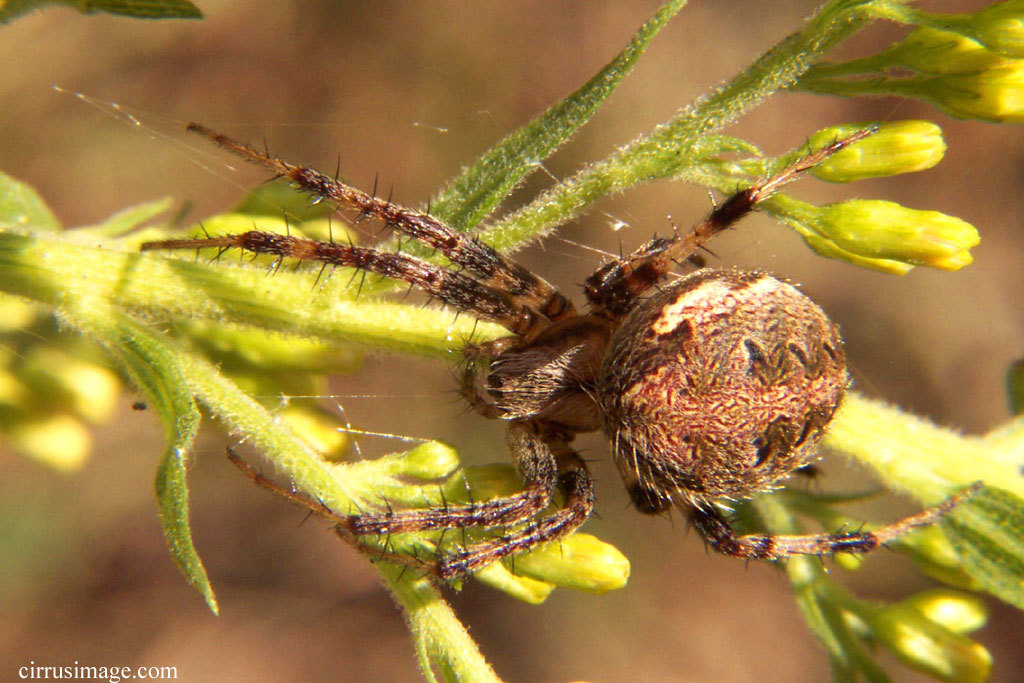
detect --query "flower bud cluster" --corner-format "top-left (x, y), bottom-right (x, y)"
top-left (798, 3), bottom-right (1024, 122)
top-left (0, 297), bottom-right (121, 471)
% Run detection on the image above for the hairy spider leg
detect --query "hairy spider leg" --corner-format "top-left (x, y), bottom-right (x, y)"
top-left (184, 123), bottom-right (575, 326)
top-left (228, 424), bottom-right (593, 580)
top-left (142, 230), bottom-right (543, 336)
top-left (584, 128), bottom-right (878, 317)
top-left (689, 483), bottom-right (979, 560)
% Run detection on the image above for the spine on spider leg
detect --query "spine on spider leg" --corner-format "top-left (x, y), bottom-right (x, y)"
top-left (185, 123), bottom-right (435, 229)
top-left (141, 230), bottom-right (541, 336)
top-left (584, 128), bottom-right (878, 317)
top-left (186, 123), bottom-right (574, 322)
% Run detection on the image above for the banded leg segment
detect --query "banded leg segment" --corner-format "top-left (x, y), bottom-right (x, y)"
top-left (689, 484), bottom-right (975, 560)
top-left (436, 445), bottom-right (594, 578)
top-left (142, 230), bottom-right (542, 337)
top-left (226, 423), bottom-right (593, 579)
top-left (185, 123), bottom-right (575, 324)
top-left (584, 128), bottom-right (877, 318)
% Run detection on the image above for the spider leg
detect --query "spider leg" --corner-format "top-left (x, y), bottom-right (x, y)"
top-left (181, 123), bottom-right (575, 325)
top-left (432, 426), bottom-right (594, 578)
top-left (688, 484), bottom-right (975, 560)
top-left (226, 423), bottom-right (592, 580)
top-left (584, 128), bottom-right (877, 317)
top-left (142, 230), bottom-right (542, 336)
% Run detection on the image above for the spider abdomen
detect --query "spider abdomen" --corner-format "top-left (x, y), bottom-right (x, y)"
top-left (598, 268), bottom-right (847, 512)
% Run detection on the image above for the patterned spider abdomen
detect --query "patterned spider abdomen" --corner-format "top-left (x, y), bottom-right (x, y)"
top-left (598, 268), bottom-right (847, 512)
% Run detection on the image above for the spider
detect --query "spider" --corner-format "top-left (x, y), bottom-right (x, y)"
top-left (142, 124), bottom-right (969, 580)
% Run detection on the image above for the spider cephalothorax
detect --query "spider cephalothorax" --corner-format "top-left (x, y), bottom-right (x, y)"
top-left (143, 124), bottom-right (967, 578)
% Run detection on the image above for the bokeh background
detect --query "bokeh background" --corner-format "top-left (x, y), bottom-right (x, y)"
top-left (2, 1), bottom-right (1023, 681)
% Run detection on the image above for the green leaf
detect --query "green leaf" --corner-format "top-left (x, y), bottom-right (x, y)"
top-left (944, 486), bottom-right (1024, 610)
top-left (0, 0), bottom-right (201, 23)
top-left (85, 197), bottom-right (174, 237)
top-left (1008, 356), bottom-right (1024, 415)
top-left (477, 0), bottom-right (883, 254)
top-left (73, 0), bottom-right (202, 18)
top-left (234, 178), bottom-right (335, 222)
top-left (60, 306), bottom-right (215, 613)
top-left (0, 171), bottom-right (60, 231)
top-left (428, 0), bottom-right (689, 233)
top-left (0, 227), bottom-right (505, 359)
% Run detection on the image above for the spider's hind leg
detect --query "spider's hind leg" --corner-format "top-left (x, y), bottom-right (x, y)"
top-left (688, 485), bottom-right (975, 561)
top-left (434, 424), bottom-right (594, 578)
top-left (226, 423), bottom-right (593, 580)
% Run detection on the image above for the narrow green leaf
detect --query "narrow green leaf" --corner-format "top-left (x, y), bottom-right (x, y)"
top-left (85, 197), bottom-right (174, 237)
top-left (478, 0), bottom-right (882, 253)
top-left (429, 0), bottom-right (688, 232)
top-left (0, 171), bottom-right (60, 231)
top-left (234, 178), bottom-right (335, 222)
top-left (1007, 357), bottom-right (1024, 415)
top-left (71, 0), bottom-right (201, 19)
top-left (380, 563), bottom-right (502, 683)
top-left (944, 486), bottom-right (1024, 609)
top-left (0, 0), bottom-right (201, 22)
top-left (61, 307), bottom-right (216, 613)
top-left (0, 228), bottom-right (505, 359)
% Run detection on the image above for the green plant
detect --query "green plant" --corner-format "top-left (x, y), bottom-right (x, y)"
top-left (2, 1), bottom-right (1023, 681)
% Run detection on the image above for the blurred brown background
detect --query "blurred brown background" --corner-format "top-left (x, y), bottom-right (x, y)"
top-left (2, 1), bottom-right (1023, 681)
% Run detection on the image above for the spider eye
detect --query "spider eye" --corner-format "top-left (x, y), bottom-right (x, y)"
top-left (598, 268), bottom-right (847, 507)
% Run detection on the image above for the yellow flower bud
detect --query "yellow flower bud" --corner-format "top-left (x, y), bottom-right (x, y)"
top-left (473, 561), bottom-right (555, 604)
top-left (10, 414), bottom-right (91, 472)
top-left (898, 589), bottom-right (988, 635)
top-left (338, 442), bottom-right (462, 509)
top-left (860, 603), bottom-right (992, 682)
top-left (0, 365), bottom-right (29, 406)
top-left (888, 27), bottom-right (1007, 75)
top-left (914, 59), bottom-right (1024, 123)
top-left (511, 532), bottom-right (630, 594)
top-left (0, 296), bottom-right (39, 333)
top-left (458, 463), bottom-right (525, 500)
top-left (793, 227), bottom-right (913, 274)
top-left (813, 200), bottom-right (979, 270)
top-left (390, 441), bottom-right (461, 480)
top-left (892, 525), bottom-right (980, 590)
top-left (832, 551), bottom-right (865, 571)
top-left (19, 347), bottom-right (120, 423)
top-left (954, 0), bottom-right (1024, 59)
top-left (809, 121), bottom-right (946, 182)
top-left (279, 405), bottom-right (349, 460)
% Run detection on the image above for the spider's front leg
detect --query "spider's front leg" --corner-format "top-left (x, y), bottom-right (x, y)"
top-left (173, 124), bottom-right (577, 325)
top-left (584, 128), bottom-right (876, 318)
